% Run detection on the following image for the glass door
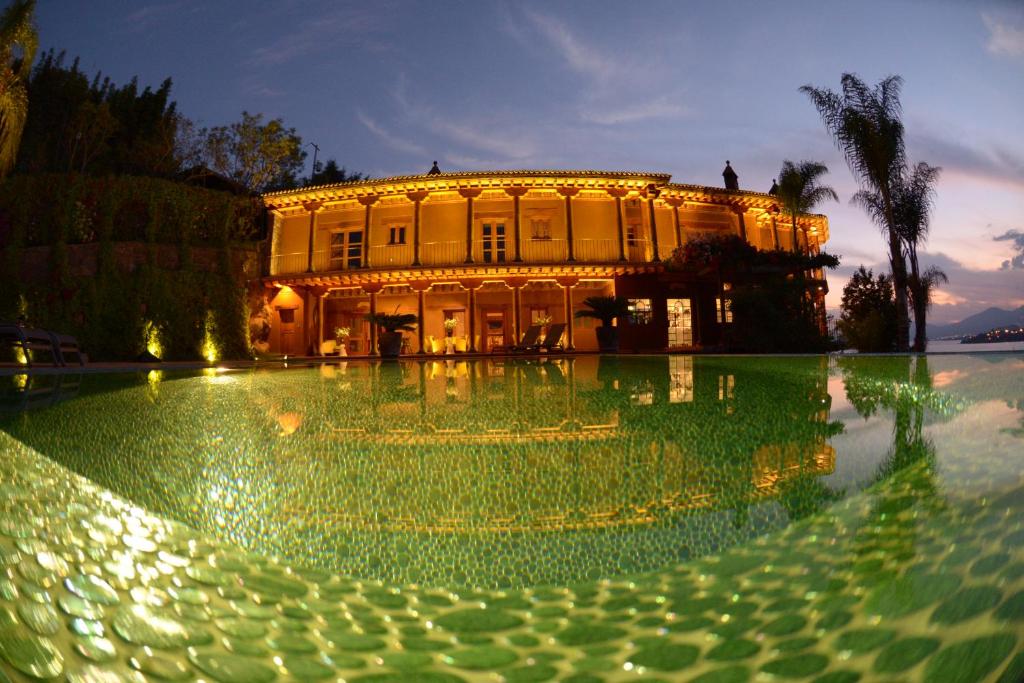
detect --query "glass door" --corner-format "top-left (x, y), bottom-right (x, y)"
top-left (482, 309), bottom-right (507, 351)
top-left (482, 222), bottom-right (506, 263)
top-left (330, 230), bottom-right (363, 269)
top-left (667, 298), bottom-right (693, 347)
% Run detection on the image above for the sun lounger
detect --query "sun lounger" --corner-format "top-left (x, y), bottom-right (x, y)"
top-left (538, 323), bottom-right (566, 352)
top-left (492, 325), bottom-right (542, 353)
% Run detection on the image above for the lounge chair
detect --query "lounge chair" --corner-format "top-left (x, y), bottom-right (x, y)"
top-left (49, 332), bottom-right (86, 366)
top-left (0, 324), bottom-right (60, 367)
top-left (538, 323), bottom-right (566, 352)
top-left (493, 325), bottom-right (542, 353)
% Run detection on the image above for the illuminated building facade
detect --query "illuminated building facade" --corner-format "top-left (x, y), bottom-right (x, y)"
top-left (259, 168), bottom-right (830, 355)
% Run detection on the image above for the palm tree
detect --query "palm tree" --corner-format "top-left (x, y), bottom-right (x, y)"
top-left (895, 162), bottom-right (943, 351)
top-left (801, 74), bottom-right (911, 351)
top-left (0, 0), bottom-right (36, 178)
top-left (775, 160), bottom-right (839, 252)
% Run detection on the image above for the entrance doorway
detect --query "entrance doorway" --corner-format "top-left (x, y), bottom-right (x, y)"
top-left (481, 308), bottom-right (508, 351)
top-left (279, 308), bottom-right (297, 355)
top-left (667, 298), bottom-right (693, 347)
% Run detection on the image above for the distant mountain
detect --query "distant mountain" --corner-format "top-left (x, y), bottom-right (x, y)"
top-left (929, 306), bottom-right (1024, 339)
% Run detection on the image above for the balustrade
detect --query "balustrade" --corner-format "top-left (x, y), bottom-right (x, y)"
top-left (573, 238), bottom-right (619, 262)
top-left (271, 236), bottom-right (664, 275)
top-left (519, 238), bottom-right (568, 263)
top-left (369, 244), bottom-right (413, 267)
top-left (420, 241), bottom-right (464, 266)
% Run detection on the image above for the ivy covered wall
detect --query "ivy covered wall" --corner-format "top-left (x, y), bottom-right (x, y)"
top-left (0, 174), bottom-right (262, 361)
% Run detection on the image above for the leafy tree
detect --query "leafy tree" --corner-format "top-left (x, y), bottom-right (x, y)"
top-left (669, 234), bottom-right (840, 352)
top-left (801, 74), bottom-right (912, 351)
top-left (15, 50), bottom-right (180, 177)
top-left (838, 266), bottom-right (897, 352)
top-left (0, 0), bottom-right (36, 178)
top-left (775, 160), bottom-right (838, 251)
top-left (199, 111), bottom-right (305, 192)
top-left (308, 158), bottom-right (364, 186)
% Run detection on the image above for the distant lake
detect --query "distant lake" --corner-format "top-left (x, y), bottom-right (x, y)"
top-left (927, 339), bottom-right (1024, 353)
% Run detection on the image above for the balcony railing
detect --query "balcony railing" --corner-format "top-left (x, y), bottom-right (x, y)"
top-left (519, 238), bottom-right (568, 263)
top-left (270, 237), bottom-right (660, 275)
top-left (421, 241), bottom-right (465, 266)
top-left (573, 238), bottom-right (619, 262)
top-left (369, 244), bottom-right (413, 268)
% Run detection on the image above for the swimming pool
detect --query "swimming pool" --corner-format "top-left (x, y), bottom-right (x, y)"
top-left (0, 354), bottom-right (1021, 681)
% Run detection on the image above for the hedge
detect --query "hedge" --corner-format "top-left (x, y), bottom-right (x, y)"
top-left (0, 174), bottom-right (260, 361)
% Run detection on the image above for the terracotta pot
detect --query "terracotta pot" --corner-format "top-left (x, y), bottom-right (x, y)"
top-left (596, 326), bottom-right (620, 353)
top-left (378, 331), bottom-right (404, 358)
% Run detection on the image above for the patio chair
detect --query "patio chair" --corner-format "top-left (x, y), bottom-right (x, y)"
top-left (49, 332), bottom-right (86, 366)
top-left (508, 325), bottom-right (544, 353)
top-left (538, 323), bottom-right (566, 352)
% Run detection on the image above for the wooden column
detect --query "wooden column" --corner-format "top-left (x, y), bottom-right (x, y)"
top-left (608, 189), bottom-right (628, 262)
top-left (459, 188), bottom-right (481, 264)
top-left (411, 280), bottom-right (430, 354)
top-left (364, 284), bottom-right (382, 356)
top-left (359, 195), bottom-right (377, 267)
top-left (318, 294), bottom-right (325, 353)
top-left (460, 279), bottom-right (483, 353)
top-left (667, 198), bottom-right (684, 249)
top-left (513, 285), bottom-right (522, 341)
top-left (557, 276), bottom-right (578, 351)
top-left (733, 205), bottom-right (747, 241)
top-left (506, 187), bottom-right (528, 262)
top-left (507, 276), bottom-right (527, 343)
top-left (407, 190), bottom-right (428, 266)
top-left (303, 200), bottom-right (323, 272)
top-left (770, 207), bottom-right (780, 249)
top-left (646, 187), bottom-right (661, 262)
top-left (558, 187), bottom-right (579, 262)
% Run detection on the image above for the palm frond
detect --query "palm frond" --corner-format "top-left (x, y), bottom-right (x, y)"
top-left (0, 74), bottom-right (28, 177)
top-left (0, 0), bottom-right (37, 80)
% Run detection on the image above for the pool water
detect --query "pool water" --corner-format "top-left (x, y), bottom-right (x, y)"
top-left (0, 354), bottom-right (1022, 682)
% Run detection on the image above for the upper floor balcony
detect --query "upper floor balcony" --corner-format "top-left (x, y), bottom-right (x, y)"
top-left (269, 237), bottom-right (657, 276)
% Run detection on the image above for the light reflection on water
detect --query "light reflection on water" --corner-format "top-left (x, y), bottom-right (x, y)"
top-left (1, 353), bottom-right (1021, 589)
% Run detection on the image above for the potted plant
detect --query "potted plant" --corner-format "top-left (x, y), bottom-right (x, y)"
top-left (365, 312), bottom-right (418, 358)
top-left (574, 296), bottom-right (630, 353)
top-left (443, 317), bottom-right (459, 355)
top-left (334, 326), bottom-right (350, 356)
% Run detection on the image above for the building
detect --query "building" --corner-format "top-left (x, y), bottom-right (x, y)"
top-left (258, 165), bottom-right (829, 355)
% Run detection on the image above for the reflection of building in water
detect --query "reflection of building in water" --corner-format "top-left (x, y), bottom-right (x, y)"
top-left (272, 355), bottom-right (836, 533)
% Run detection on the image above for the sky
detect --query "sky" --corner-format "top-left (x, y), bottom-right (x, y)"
top-left (33, 0), bottom-right (1024, 324)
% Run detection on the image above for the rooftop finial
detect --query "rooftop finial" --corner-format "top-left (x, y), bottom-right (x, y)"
top-left (722, 160), bottom-right (739, 191)
top-left (427, 160), bottom-right (441, 175)
top-left (769, 178), bottom-right (778, 195)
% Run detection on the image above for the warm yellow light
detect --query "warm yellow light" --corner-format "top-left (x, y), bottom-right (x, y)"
top-left (13, 373), bottom-right (27, 390)
top-left (14, 347), bottom-right (28, 365)
top-left (201, 311), bottom-right (219, 363)
top-left (144, 321), bottom-right (162, 358)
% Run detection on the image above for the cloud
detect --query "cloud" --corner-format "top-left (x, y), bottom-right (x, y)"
top-left (910, 131), bottom-right (1024, 190)
top-left (995, 229), bottom-right (1024, 269)
top-left (582, 98), bottom-right (689, 126)
top-left (983, 11), bottom-right (1024, 58)
top-left (248, 4), bottom-right (391, 66)
top-left (509, 7), bottom-right (688, 126)
top-left (828, 250), bottom-right (1023, 325)
top-left (521, 9), bottom-right (624, 84)
top-left (122, 1), bottom-right (199, 33)
top-left (356, 111), bottom-right (429, 157)
top-left (427, 120), bottom-right (536, 161)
